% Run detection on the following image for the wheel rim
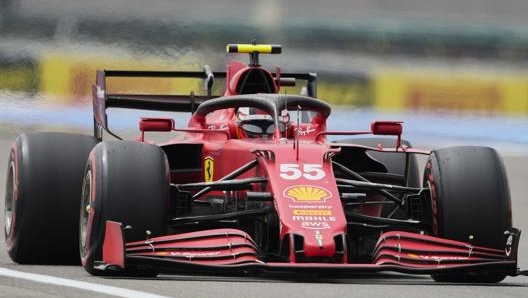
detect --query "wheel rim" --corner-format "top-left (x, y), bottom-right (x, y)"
top-left (79, 167), bottom-right (93, 259)
top-left (4, 161), bottom-right (15, 241)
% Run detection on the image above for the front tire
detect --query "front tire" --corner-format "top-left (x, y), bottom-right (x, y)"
top-left (80, 141), bottom-right (169, 275)
top-left (5, 132), bottom-right (97, 264)
top-left (424, 146), bottom-right (511, 283)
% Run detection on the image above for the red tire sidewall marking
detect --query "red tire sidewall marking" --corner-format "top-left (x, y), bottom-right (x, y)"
top-left (81, 152), bottom-right (97, 267)
top-left (5, 145), bottom-right (18, 251)
top-left (425, 160), bottom-right (439, 236)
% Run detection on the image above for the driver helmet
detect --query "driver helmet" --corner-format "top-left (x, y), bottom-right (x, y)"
top-left (236, 107), bottom-right (288, 138)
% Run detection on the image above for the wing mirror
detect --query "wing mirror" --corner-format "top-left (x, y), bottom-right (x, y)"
top-left (371, 121), bottom-right (403, 148)
top-left (139, 117), bottom-right (174, 141)
top-left (371, 121), bottom-right (402, 135)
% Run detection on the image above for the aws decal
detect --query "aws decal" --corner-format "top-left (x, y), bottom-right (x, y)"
top-left (204, 156), bottom-right (214, 182)
top-left (283, 185), bottom-right (332, 203)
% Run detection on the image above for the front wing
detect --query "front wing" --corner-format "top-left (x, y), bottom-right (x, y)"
top-left (97, 221), bottom-right (526, 277)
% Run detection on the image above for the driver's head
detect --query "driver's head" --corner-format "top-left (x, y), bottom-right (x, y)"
top-left (236, 107), bottom-right (288, 138)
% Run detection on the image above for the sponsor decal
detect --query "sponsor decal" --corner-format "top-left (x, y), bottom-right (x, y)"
top-left (155, 251), bottom-right (221, 258)
top-left (206, 124), bottom-right (228, 130)
top-left (292, 215), bottom-right (337, 230)
top-left (292, 216), bottom-right (336, 222)
top-left (315, 230), bottom-right (324, 247)
top-left (293, 209), bottom-right (332, 216)
top-left (204, 156), bottom-right (214, 182)
top-left (300, 222), bottom-right (331, 230)
top-left (505, 234), bottom-right (513, 257)
top-left (283, 185), bottom-right (332, 203)
top-left (169, 251), bottom-right (221, 258)
top-left (407, 253), bottom-right (468, 261)
top-left (289, 204), bottom-right (333, 210)
top-left (297, 125), bottom-right (316, 136)
top-left (405, 81), bottom-right (502, 112)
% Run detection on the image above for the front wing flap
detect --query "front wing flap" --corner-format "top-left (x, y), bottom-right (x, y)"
top-left (97, 221), bottom-right (525, 277)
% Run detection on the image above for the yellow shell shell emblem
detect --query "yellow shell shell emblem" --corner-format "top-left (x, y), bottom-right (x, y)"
top-left (284, 185), bottom-right (332, 202)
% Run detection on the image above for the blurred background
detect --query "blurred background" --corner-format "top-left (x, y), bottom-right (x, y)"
top-left (1, 0), bottom-right (528, 152)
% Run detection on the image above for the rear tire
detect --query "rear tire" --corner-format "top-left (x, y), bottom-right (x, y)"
top-left (80, 141), bottom-right (169, 276)
top-left (424, 146), bottom-right (511, 283)
top-left (5, 132), bottom-right (97, 264)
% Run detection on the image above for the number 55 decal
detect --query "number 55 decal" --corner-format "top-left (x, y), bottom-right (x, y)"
top-left (279, 164), bottom-right (325, 180)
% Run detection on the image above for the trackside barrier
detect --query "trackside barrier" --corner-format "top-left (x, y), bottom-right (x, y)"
top-left (3, 51), bottom-right (528, 116)
top-left (373, 69), bottom-right (528, 115)
top-left (38, 52), bottom-right (203, 103)
top-left (0, 53), bottom-right (39, 93)
top-left (35, 52), bottom-right (373, 106)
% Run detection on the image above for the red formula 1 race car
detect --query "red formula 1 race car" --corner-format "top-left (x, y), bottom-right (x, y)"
top-left (4, 44), bottom-right (527, 282)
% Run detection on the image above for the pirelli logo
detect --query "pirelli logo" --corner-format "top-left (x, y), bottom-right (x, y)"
top-left (283, 185), bottom-right (332, 203)
top-left (293, 209), bottom-right (333, 216)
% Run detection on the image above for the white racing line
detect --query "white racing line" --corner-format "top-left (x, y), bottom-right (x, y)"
top-left (0, 267), bottom-right (173, 298)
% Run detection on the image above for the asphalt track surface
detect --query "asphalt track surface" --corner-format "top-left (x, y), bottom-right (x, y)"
top-left (0, 123), bottom-right (527, 298)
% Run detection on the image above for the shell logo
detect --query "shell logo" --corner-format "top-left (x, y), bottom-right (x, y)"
top-left (284, 185), bottom-right (332, 202)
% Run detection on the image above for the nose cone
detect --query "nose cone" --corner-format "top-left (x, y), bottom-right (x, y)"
top-left (279, 184), bottom-right (347, 259)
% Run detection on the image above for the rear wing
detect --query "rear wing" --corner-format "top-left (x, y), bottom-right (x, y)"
top-left (92, 67), bottom-right (317, 141)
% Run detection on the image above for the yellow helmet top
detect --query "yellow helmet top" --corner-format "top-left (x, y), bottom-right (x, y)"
top-left (226, 44), bottom-right (282, 54)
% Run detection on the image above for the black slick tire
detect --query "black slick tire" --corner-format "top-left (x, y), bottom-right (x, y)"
top-left (424, 146), bottom-right (511, 283)
top-left (5, 132), bottom-right (97, 264)
top-left (79, 141), bottom-right (169, 276)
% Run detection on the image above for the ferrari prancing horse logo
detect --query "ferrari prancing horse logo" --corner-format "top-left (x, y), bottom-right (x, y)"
top-left (204, 157), bottom-right (214, 182)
